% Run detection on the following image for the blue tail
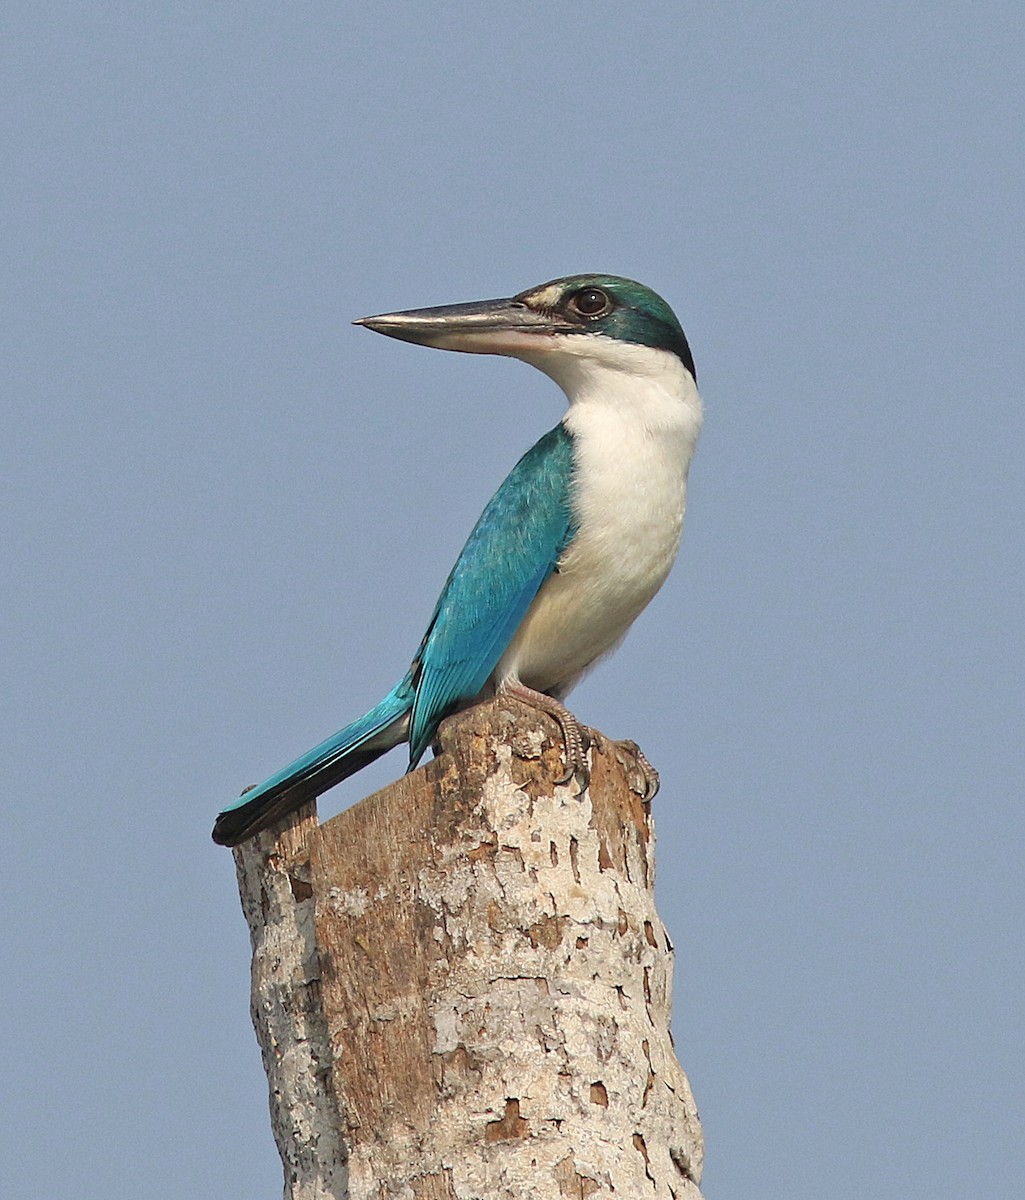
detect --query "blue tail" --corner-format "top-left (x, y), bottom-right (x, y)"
top-left (212, 678), bottom-right (414, 845)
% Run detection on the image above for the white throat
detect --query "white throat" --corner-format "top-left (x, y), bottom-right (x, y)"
top-left (520, 340), bottom-right (704, 515)
top-left (493, 336), bottom-right (703, 697)
top-left (521, 334), bottom-right (702, 439)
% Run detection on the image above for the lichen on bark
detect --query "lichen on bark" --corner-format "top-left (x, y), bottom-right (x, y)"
top-left (233, 696), bottom-right (704, 1199)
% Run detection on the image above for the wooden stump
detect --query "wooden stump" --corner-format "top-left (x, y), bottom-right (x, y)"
top-left (233, 696), bottom-right (704, 1199)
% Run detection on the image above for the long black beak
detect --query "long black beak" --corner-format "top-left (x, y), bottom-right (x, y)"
top-left (354, 296), bottom-right (569, 355)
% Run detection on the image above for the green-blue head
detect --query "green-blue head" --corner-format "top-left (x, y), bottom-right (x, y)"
top-left (356, 273), bottom-right (696, 382)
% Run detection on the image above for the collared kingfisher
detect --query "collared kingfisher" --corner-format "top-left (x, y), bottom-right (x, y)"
top-left (213, 274), bottom-right (702, 845)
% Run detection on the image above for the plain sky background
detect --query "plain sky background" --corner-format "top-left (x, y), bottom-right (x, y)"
top-left (3, 4), bottom-right (1022, 1197)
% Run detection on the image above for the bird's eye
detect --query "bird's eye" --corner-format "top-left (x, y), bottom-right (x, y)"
top-left (570, 287), bottom-right (611, 318)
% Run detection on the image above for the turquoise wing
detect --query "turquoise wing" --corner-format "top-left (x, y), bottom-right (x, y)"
top-left (407, 423), bottom-right (577, 764)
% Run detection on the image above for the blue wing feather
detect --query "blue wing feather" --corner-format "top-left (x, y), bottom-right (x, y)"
top-left (407, 422), bottom-right (577, 763)
top-left (212, 422), bottom-right (577, 846)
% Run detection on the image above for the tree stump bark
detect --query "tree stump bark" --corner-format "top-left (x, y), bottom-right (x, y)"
top-left (232, 696), bottom-right (704, 1199)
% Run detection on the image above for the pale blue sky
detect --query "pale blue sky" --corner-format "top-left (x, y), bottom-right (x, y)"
top-left (3, 5), bottom-right (1023, 1197)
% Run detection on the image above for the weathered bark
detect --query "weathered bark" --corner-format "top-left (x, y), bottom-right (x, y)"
top-left (233, 802), bottom-right (349, 1198)
top-left (233, 696), bottom-right (704, 1199)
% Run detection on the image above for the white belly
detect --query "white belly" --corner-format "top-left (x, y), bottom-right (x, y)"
top-left (493, 369), bottom-right (700, 696)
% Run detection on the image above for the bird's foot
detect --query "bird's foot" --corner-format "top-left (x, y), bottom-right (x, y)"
top-left (500, 683), bottom-right (590, 791)
top-left (585, 730), bottom-right (661, 801)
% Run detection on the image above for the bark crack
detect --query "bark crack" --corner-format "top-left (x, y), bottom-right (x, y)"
top-left (231, 699), bottom-right (705, 1198)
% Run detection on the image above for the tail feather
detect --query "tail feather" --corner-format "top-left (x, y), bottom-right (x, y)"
top-left (212, 681), bottom-right (413, 846)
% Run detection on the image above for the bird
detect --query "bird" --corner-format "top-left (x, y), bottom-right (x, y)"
top-left (213, 274), bottom-right (702, 846)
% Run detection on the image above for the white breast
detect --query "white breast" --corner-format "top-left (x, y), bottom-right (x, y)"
top-left (493, 338), bottom-right (703, 696)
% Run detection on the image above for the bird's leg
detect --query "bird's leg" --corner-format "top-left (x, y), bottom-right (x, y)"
top-left (499, 681), bottom-right (590, 788)
top-left (585, 729), bottom-right (661, 801)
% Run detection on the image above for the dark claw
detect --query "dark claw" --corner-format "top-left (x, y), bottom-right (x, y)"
top-left (554, 758), bottom-right (577, 786)
top-left (572, 761), bottom-right (591, 795)
top-left (592, 736), bottom-right (661, 801)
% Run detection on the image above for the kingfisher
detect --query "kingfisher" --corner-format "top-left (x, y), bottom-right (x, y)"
top-left (213, 274), bottom-right (702, 845)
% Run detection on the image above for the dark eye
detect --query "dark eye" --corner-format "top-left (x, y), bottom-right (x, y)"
top-left (570, 287), bottom-right (611, 318)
